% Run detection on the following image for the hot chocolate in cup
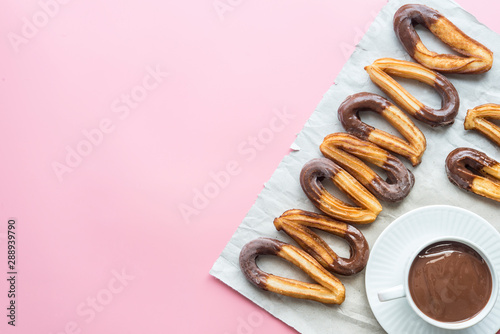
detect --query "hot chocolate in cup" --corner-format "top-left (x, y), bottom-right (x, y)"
top-left (377, 236), bottom-right (498, 330)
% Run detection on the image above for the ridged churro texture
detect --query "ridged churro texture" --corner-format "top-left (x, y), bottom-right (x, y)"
top-left (239, 238), bottom-right (346, 304)
top-left (300, 158), bottom-right (382, 224)
top-left (338, 92), bottom-right (426, 166)
top-left (365, 58), bottom-right (459, 126)
top-left (273, 209), bottom-right (369, 275)
top-left (465, 104), bottom-right (500, 147)
top-left (320, 133), bottom-right (414, 202)
top-left (394, 4), bottom-right (493, 74)
top-left (446, 148), bottom-right (500, 202)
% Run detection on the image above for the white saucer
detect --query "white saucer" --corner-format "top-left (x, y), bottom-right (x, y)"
top-left (365, 205), bottom-right (500, 334)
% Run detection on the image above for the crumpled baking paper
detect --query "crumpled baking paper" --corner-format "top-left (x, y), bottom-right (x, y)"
top-left (210, 0), bottom-right (500, 332)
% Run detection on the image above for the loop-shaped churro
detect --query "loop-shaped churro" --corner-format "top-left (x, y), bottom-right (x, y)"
top-left (300, 158), bottom-right (382, 224)
top-left (239, 237), bottom-right (345, 304)
top-left (320, 133), bottom-right (414, 202)
top-left (394, 4), bottom-right (493, 74)
top-left (465, 104), bottom-right (500, 146)
top-left (338, 92), bottom-right (426, 166)
top-left (446, 147), bottom-right (500, 202)
top-left (273, 209), bottom-right (369, 275)
top-left (365, 58), bottom-right (459, 126)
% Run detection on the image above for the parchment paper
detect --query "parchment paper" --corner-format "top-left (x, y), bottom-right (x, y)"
top-left (210, 0), bottom-right (500, 332)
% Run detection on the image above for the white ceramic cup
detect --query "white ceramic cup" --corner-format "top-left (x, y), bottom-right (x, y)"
top-left (377, 236), bottom-right (498, 330)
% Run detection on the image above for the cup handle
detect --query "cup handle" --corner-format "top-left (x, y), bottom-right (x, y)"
top-left (378, 284), bottom-right (405, 302)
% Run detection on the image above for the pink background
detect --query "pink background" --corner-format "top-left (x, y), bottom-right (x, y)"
top-left (1, 0), bottom-right (500, 333)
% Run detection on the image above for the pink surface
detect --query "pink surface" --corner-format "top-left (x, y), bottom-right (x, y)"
top-left (1, 0), bottom-right (500, 333)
